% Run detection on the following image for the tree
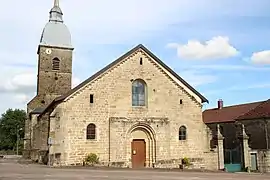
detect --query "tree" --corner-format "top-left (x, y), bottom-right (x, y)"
top-left (0, 108), bottom-right (26, 154)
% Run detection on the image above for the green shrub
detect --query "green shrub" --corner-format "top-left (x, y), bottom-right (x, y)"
top-left (182, 157), bottom-right (191, 166)
top-left (84, 153), bottom-right (99, 166)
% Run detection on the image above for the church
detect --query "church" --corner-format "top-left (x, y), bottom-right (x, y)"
top-left (23, 0), bottom-right (222, 169)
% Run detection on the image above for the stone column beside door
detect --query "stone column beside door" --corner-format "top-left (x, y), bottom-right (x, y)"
top-left (241, 124), bottom-right (251, 171)
top-left (217, 124), bottom-right (225, 170)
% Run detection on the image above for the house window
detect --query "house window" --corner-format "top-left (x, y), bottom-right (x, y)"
top-left (179, 126), bottom-right (187, 140)
top-left (90, 94), bottom-right (94, 103)
top-left (52, 57), bottom-right (60, 70)
top-left (86, 123), bottom-right (96, 139)
top-left (132, 79), bottom-right (146, 106)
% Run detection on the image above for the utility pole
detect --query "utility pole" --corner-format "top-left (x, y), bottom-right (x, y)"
top-left (16, 125), bottom-right (19, 155)
top-left (16, 125), bottom-right (23, 156)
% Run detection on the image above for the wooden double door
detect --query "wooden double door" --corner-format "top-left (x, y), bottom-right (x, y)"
top-left (131, 139), bottom-right (146, 168)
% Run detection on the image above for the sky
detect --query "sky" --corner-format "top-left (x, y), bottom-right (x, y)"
top-left (0, 0), bottom-right (270, 114)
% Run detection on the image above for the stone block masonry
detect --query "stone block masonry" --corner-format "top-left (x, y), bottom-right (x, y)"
top-left (47, 48), bottom-right (219, 170)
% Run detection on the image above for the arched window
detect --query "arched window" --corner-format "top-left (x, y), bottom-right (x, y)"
top-left (132, 79), bottom-right (146, 106)
top-left (52, 57), bottom-right (60, 70)
top-left (86, 123), bottom-right (96, 139)
top-left (179, 126), bottom-right (187, 140)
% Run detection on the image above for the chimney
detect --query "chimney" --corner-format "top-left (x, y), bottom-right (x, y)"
top-left (218, 99), bottom-right (223, 109)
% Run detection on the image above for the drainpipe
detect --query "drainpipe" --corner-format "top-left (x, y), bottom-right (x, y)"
top-left (47, 106), bottom-right (55, 166)
top-left (48, 113), bottom-right (51, 166)
top-left (29, 114), bottom-right (32, 158)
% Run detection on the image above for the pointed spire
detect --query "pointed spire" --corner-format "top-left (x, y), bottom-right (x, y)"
top-left (54, 0), bottom-right (59, 7)
top-left (49, 0), bottom-right (63, 23)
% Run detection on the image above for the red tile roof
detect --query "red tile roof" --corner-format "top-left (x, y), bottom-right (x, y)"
top-left (237, 99), bottom-right (270, 120)
top-left (203, 100), bottom-right (268, 124)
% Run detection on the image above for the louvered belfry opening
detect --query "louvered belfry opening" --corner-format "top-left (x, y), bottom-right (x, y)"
top-left (52, 57), bottom-right (60, 70)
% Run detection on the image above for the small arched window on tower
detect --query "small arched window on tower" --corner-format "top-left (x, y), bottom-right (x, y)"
top-left (179, 126), bottom-right (187, 140)
top-left (52, 57), bottom-right (60, 70)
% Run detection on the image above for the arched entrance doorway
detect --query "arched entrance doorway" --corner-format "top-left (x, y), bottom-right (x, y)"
top-left (127, 123), bottom-right (156, 168)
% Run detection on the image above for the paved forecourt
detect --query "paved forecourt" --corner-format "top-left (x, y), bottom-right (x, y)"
top-left (0, 160), bottom-right (269, 180)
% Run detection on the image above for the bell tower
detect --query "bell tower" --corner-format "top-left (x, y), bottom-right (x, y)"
top-left (26, 0), bottom-right (73, 110)
top-left (24, 0), bottom-right (73, 159)
top-left (36, 0), bottom-right (74, 105)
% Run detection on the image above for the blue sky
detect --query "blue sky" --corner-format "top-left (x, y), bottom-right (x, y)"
top-left (0, 0), bottom-right (270, 113)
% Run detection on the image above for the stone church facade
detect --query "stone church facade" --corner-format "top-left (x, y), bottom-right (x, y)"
top-left (24, 0), bottom-right (221, 170)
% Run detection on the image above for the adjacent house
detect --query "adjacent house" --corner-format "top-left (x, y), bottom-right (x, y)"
top-left (203, 99), bottom-right (270, 173)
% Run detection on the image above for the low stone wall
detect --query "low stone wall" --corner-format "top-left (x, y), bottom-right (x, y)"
top-left (0, 155), bottom-right (22, 159)
top-left (109, 161), bottom-right (127, 168)
top-left (154, 158), bottom-right (205, 169)
top-left (257, 150), bottom-right (270, 173)
top-left (203, 151), bottom-right (219, 170)
top-left (47, 150), bottom-right (219, 171)
top-left (154, 159), bottom-right (181, 169)
top-left (50, 157), bottom-right (218, 171)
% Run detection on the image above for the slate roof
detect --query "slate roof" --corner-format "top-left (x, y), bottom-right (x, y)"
top-left (38, 44), bottom-right (208, 117)
top-left (39, 0), bottom-right (72, 49)
top-left (30, 107), bottom-right (45, 114)
top-left (203, 99), bottom-right (270, 124)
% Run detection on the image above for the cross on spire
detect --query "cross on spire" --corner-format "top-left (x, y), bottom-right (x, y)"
top-left (49, 0), bottom-right (63, 23)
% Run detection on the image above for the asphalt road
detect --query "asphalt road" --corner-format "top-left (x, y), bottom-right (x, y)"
top-left (0, 160), bottom-right (269, 180)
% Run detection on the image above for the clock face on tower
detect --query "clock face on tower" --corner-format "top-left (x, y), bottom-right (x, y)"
top-left (45, 48), bottom-right (52, 55)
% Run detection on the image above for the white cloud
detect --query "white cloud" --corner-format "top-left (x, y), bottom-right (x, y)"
top-left (0, 67), bottom-right (36, 112)
top-left (0, 64), bottom-right (81, 113)
top-left (251, 50), bottom-right (270, 64)
top-left (167, 36), bottom-right (239, 60)
top-left (0, 66), bottom-right (35, 93)
top-left (7, 73), bottom-right (36, 92)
